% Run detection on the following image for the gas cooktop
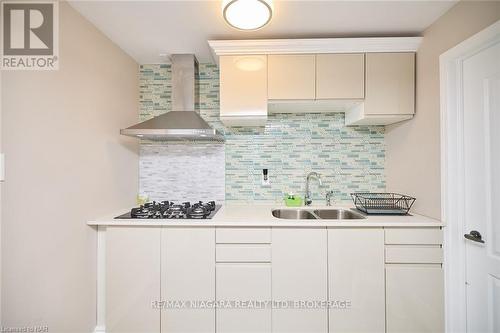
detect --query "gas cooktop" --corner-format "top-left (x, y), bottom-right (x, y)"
top-left (115, 201), bottom-right (221, 220)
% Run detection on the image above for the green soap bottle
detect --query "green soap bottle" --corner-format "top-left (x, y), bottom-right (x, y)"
top-left (284, 193), bottom-right (303, 207)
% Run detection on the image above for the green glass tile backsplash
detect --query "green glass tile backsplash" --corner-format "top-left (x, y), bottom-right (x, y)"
top-left (139, 63), bottom-right (385, 203)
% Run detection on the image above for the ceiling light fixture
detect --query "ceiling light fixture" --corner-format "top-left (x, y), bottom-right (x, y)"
top-left (222, 0), bottom-right (273, 30)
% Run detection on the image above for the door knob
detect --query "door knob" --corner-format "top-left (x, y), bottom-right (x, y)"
top-left (464, 230), bottom-right (485, 243)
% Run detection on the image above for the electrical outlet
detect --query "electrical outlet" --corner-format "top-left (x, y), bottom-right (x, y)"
top-left (262, 168), bottom-right (270, 186)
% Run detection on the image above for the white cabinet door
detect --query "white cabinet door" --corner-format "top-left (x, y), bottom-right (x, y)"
top-left (316, 54), bottom-right (365, 99)
top-left (161, 228), bottom-right (215, 333)
top-left (268, 54), bottom-right (316, 100)
top-left (386, 264), bottom-right (444, 333)
top-left (272, 228), bottom-right (328, 333)
top-left (364, 52), bottom-right (415, 115)
top-left (328, 228), bottom-right (385, 333)
top-left (216, 263), bottom-right (272, 333)
top-left (106, 227), bottom-right (161, 333)
top-left (219, 55), bottom-right (268, 126)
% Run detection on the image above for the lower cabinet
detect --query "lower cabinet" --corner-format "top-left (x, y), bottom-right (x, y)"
top-left (161, 228), bottom-right (215, 333)
top-left (216, 263), bottom-right (272, 333)
top-left (106, 227), bottom-right (161, 333)
top-left (105, 227), bottom-right (215, 333)
top-left (104, 226), bottom-right (444, 333)
top-left (328, 228), bottom-right (385, 333)
top-left (384, 227), bottom-right (444, 333)
top-left (215, 227), bottom-right (272, 333)
top-left (386, 264), bottom-right (444, 333)
top-left (272, 228), bottom-right (328, 333)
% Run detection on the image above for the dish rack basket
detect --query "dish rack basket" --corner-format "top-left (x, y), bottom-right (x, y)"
top-left (351, 193), bottom-right (416, 215)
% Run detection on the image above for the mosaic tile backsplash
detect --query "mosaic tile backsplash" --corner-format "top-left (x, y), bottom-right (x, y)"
top-left (140, 143), bottom-right (225, 203)
top-left (139, 64), bottom-right (385, 203)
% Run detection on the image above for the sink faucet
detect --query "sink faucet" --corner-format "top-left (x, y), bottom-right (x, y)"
top-left (325, 190), bottom-right (334, 206)
top-left (305, 172), bottom-right (323, 206)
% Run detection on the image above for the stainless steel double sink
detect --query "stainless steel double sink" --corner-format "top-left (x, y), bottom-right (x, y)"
top-left (272, 208), bottom-right (365, 220)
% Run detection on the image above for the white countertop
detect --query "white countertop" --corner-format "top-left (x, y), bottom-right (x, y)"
top-left (88, 204), bottom-right (443, 227)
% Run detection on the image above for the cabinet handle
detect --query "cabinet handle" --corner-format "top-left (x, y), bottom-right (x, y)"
top-left (464, 230), bottom-right (485, 243)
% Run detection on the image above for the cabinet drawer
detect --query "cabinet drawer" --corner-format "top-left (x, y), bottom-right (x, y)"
top-left (216, 244), bottom-right (271, 263)
top-left (216, 228), bottom-right (271, 244)
top-left (385, 228), bottom-right (442, 245)
top-left (385, 245), bottom-right (443, 264)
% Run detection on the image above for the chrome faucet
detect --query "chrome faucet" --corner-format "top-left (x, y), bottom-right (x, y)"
top-left (326, 190), bottom-right (334, 206)
top-left (305, 172), bottom-right (323, 206)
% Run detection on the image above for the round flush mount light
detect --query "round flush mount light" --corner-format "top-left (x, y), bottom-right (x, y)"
top-left (222, 0), bottom-right (273, 30)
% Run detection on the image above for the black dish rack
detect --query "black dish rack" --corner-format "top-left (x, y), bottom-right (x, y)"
top-left (351, 193), bottom-right (416, 215)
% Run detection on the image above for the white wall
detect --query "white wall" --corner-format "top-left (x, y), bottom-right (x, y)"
top-left (385, 0), bottom-right (500, 219)
top-left (1, 2), bottom-right (139, 331)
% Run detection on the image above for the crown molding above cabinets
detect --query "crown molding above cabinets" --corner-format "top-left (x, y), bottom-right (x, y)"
top-left (210, 38), bottom-right (421, 127)
top-left (208, 37), bottom-right (423, 63)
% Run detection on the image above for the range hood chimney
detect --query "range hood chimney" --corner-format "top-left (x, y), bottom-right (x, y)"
top-left (120, 54), bottom-right (224, 141)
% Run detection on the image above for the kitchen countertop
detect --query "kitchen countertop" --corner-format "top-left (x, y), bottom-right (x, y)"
top-left (88, 204), bottom-right (443, 227)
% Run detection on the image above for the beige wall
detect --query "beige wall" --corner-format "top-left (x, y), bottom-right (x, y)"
top-left (1, 2), bottom-right (139, 331)
top-left (385, 0), bottom-right (500, 219)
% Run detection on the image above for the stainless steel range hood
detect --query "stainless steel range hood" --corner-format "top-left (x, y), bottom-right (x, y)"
top-left (120, 54), bottom-right (224, 141)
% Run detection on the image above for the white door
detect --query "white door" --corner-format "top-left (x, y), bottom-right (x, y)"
top-left (462, 39), bottom-right (500, 332)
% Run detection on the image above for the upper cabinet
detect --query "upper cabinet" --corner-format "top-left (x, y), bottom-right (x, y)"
top-left (345, 52), bottom-right (415, 125)
top-left (268, 54), bottom-right (365, 100)
top-left (209, 38), bottom-right (422, 127)
top-left (366, 52), bottom-right (415, 115)
top-left (316, 53), bottom-right (365, 99)
top-left (219, 55), bottom-right (268, 127)
top-left (268, 55), bottom-right (316, 100)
